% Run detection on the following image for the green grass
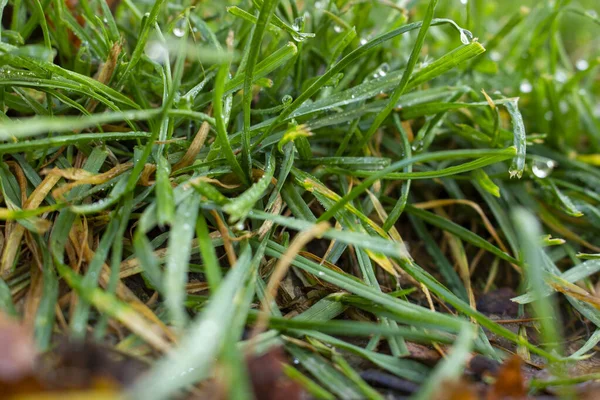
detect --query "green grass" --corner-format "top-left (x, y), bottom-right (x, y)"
top-left (1, 0), bottom-right (600, 398)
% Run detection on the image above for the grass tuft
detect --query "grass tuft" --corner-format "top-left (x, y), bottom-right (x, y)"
top-left (1, 0), bottom-right (599, 398)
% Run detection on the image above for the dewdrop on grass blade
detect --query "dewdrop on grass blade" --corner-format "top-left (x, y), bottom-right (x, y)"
top-left (373, 63), bottom-right (389, 79)
top-left (459, 29), bottom-right (474, 45)
top-left (173, 19), bottom-right (186, 38)
top-left (531, 159), bottom-right (556, 179)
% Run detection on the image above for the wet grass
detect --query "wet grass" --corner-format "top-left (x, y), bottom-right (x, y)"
top-left (1, 0), bottom-right (600, 398)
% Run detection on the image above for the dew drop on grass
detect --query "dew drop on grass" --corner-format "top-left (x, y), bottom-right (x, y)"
top-left (292, 17), bottom-right (304, 32)
top-left (411, 140), bottom-right (423, 151)
top-left (173, 20), bottom-right (186, 38)
top-left (318, 271), bottom-right (324, 277)
top-left (360, 38), bottom-right (368, 46)
top-left (293, 358), bottom-right (300, 365)
top-left (587, 9), bottom-right (598, 18)
top-left (460, 0), bottom-right (468, 4)
top-left (519, 80), bottom-right (532, 93)
top-left (532, 159), bottom-right (556, 178)
top-left (459, 29), bottom-right (474, 45)
top-left (373, 63), bottom-right (389, 78)
top-left (333, 25), bottom-right (342, 33)
top-left (576, 59), bottom-right (589, 71)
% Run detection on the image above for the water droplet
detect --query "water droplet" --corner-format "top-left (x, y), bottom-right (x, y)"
top-left (576, 59), bottom-right (589, 71)
top-left (555, 70), bottom-right (567, 83)
top-left (532, 159), bottom-right (556, 178)
top-left (373, 63), bottom-right (389, 78)
top-left (490, 51), bottom-right (501, 62)
top-left (459, 29), bottom-right (474, 45)
top-left (173, 19), bottom-right (186, 37)
top-left (544, 111), bottom-right (553, 121)
top-left (318, 271), bottom-right (325, 276)
top-left (102, 18), bottom-right (108, 24)
top-left (586, 9), bottom-right (598, 19)
top-left (333, 25), bottom-right (342, 33)
top-left (411, 140), bottom-right (423, 151)
top-left (460, 0), bottom-right (468, 4)
top-left (293, 358), bottom-right (300, 364)
top-left (360, 38), bottom-right (368, 46)
top-left (351, 94), bottom-right (355, 99)
top-left (519, 80), bottom-right (532, 93)
top-left (145, 41), bottom-right (168, 64)
top-left (235, 222), bottom-right (244, 231)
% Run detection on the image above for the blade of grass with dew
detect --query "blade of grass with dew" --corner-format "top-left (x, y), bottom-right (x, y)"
top-left (356, 0), bottom-right (448, 150)
top-left (252, 18), bottom-right (474, 148)
top-left (286, 344), bottom-right (364, 399)
top-left (32, 236), bottom-right (58, 350)
top-left (223, 152), bottom-right (275, 222)
top-left (128, 244), bottom-right (255, 399)
top-left (213, 55), bottom-right (248, 186)
top-left (164, 192), bottom-right (201, 328)
top-left (512, 208), bottom-right (563, 358)
top-left (412, 324), bottom-right (476, 400)
top-left (241, 0), bottom-right (280, 176)
top-left (315, 147), bottom-right (516, 224)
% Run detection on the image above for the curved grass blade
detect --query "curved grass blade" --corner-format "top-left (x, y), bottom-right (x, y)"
top-left (241, 0), bottom-right (280, 176)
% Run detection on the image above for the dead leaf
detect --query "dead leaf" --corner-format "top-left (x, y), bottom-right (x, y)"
top-left (487, 355), bottom-right (526, 400)
top-left (0, 313), bottom-right (37, 383)
top-left (405, 342), bottom-right (442, 365)
top-left (246, 348), bottom-right (303, 400)
top-left (433, 379), bottom-right (479, 400)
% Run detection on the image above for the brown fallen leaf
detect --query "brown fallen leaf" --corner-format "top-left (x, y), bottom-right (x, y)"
top-left (487, 355), bottom-right (527, 400)
top-left (405, 342), bottom-right (442, 365)
top-left (246, 348), bottom-right (304, 400)
top-left (433, 379), bottom-right (479, 400)
top-left (0, 312), bottom-right (37, 384)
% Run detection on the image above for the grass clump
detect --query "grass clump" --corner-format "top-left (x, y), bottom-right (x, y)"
top-left (1, 0), bottom-right (600, 398)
